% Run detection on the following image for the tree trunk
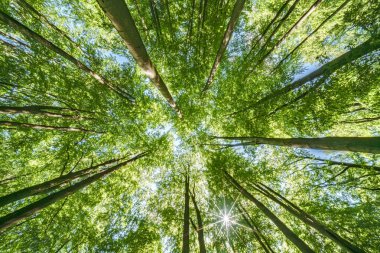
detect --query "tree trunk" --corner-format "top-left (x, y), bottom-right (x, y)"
top-left (96, 0), bottom-right (181, 117)
top-left (233, 35), bottom-right (380, 116)
top-left (190, 190), bottom-right (207, 253)
top-left (0, 152), bottom-right (147, 232)
top-left (202, 0), bottom-right (246, 92)
top-left (224, 171), bottom-right (314, 253)
top-left (213, 136), bottom-right (380, 154)
top-left (0, 121), bottom-right (97, 133)
top-left (297, 156), bottom-right (380, 172)
top-left (257, 0), bottom-right (323, 64)
top-left (252, 182), bottom-right (365, 253)
top-left (244, 0), bottom-right (292, 62)
top-left (237, 204), bottom-right (274, 253)
top-left (0, 156), bottom-right (129, 208)
top-left (274, 0), bottom-right (350, 70)
top-left (0, 105), bottom-right (89, 119)
top-left (0, 11), bottom-right (134, 102)
top-left (182, 173), bottom-right (190, 253)
top-left (15, 0), bottom-right (83, 52)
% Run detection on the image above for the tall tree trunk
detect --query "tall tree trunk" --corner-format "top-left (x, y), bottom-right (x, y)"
top-left (296, 156), bottom-right (380, 172)
top-left (224, 171), bottom-right (314, 253)
top-left (0, 11), bottom-right (134, 102)
top-left (0, 152), bottom-right (147, 232)
top-left (190, 190), bottom-right (206, 253)
top-left (237, 204), bottom-right (274, 253)
top-left (182, 173), bottom-right (190, 253)
top-left (232, 32), bottom-right (380, 114)
top-left (202, 0), bottom-right (246, 92)
top-left (213, 136), bottom-right (380, 154)
top-left (244, 0), bottom-right (292, 62)
top-left (0, 121), bottom-right (97, 133)
top-left (257, 0), bottom-right (323, 65)
top-left (15, 0), bottom-right (83, 52)
top-left (96, 0), bottom-right (181, 117)
top-left (274, 0), bottom-right (350, 70)
top-left (0, 105), bottom-right (90, 119)
top-left (252, 182), bottom-right (365, 253)
top-left (0, 156), bottom-right (130, 207)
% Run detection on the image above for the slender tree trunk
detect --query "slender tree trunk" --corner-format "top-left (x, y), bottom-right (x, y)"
top-left (0, 156), bottom-right (128, 208)
top-left (96, 0), bottom-right (181, 117)
top-left (224, 171), bottom-right (314, 252)
top-left (0, 121), bottom-right (97, 133)
top-left (257, 0), bottom-right (323, 64)
top-left (15, 0), bottom-right (83, 52)
top-left (0, 152), bottom-right (147, 232)
top-left (182, 173), bottom-right (190, 253)
top-left (202, 0), bottom-right (245, 92)
top-left (244, 0), bottom-right (292, 62)
top-left (232, 33), bottom-right (380, 114)
top-left (252, 182), bottom-right (365, 253)
top-left (0, 11), bottom-right (134, 102)
top-left (274, 0), bottom-right (350, 70)
top-left (213, 136), bottom-right (380, 154)
top-left (297, 156), bottom-right (380, 172)
top-left (255, 0), bottom-right (300, 59)
top-left (237, 204), bottom-right (274, 253)
top-left (190, 190), bottom-right (206, 253)
top-left (0, 105), bottom-right (89, 119)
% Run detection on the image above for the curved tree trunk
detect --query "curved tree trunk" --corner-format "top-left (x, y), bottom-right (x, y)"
top-left (96, 0), bottom-right (181, 117)
top-left (0, 152), bottom-right (147, 232)
top-left (213, 136), bottom-right (380, 154)
top-left (252, 182), bottom-right (365, 253)
top-left (202, 0), bottom-right (246, 92)
top-left (0, 105), bottom-right (90, 119)
top-left (0, 156), bottom-right (129, 208)
top-left (0, 11), bottom-right (134, 102)
top-left (224, 171), bottom-right (314, 253)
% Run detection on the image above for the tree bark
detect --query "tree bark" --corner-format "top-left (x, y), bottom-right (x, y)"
top-left (0, 152), bottom-right (147, 232)
top-left (224, 171), bottom-right (314, 253)
top-left (233, 35), bottom-right (380, 115)
top-left (237, 204), bottom-right (274, 253)
top-left (15, 0), bottom-right (83, 52)
top-left (274, 0), bottom-right (350, 70)
top-left (213, 136), bottom-right (380, 154)
top-left (96, 0), bottom-right (181, 117)
top-left (202, 0), bottom-right (246, 92)
top-left (0, 121), bottom-right (97, 133)
top-left (0, 10), bottom-right (134, 102)
top-left (0, 105), bottom-right (89, 119)
top-left (257, 0), bottom-right (323, 65)
top-left (0, 156), bottom-right (128, 208)
top-left (182, 173), bottom-right (190, 253)
top-left (296, 156), bottom-right (380, 172)
top-left (244, 0), bottom-right (292, 62)
top-left (190, 190), bottom-right (206, 253)
top-left (252, 182), bottom-right (365, 253)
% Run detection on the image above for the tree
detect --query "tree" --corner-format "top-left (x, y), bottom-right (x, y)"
top-left (212, 136), bottom-right (380, 154)
top-left (190, 189), bottom-right (206, 253)
top-left (224, 170), bottom-right (315, 253)
top-left (0, 152), bottom-right (146, 232)
top-left (203, 0), bottom-right (245, 92)
top-left (96, 0), bottom-right (181, 117)
top-left (182, 172), bottom-right (190, 253)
